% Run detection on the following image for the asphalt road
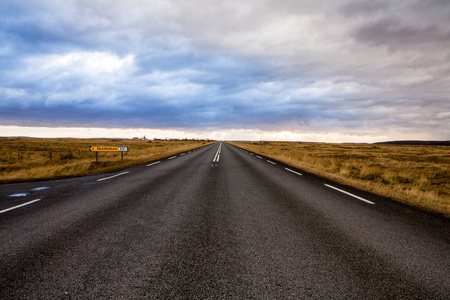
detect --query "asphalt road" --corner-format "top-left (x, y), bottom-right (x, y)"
top-left (1, 142), bottom-right (449, 299)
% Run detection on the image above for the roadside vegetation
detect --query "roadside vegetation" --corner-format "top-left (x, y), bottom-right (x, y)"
top-left (0, 138), bottom-right (212, 183)
top-left (230, 141), bottom-right (449, 217)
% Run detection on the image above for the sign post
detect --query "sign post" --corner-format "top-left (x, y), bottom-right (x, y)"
top-left (89, 146), bottom-right (130, 162)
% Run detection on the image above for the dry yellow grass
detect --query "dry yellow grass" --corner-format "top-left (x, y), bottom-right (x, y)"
top-left (230, 141), bottom-right (450, 217)
top-left (0, 138), bottom-right (212, 183)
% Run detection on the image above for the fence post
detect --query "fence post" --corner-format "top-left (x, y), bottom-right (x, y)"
top-left (96, 152), bottom-right (98, 162)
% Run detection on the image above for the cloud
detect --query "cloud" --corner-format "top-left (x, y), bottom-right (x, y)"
top-left (0, 0), bottom-right (449, 141)
top-left (352, 17), bottom-right (450, 52)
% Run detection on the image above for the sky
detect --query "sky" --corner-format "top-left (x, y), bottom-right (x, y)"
top-left (0, 0), bottom-right (449, 142)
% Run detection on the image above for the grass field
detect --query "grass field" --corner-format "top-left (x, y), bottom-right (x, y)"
top-left (0, 138), bottom-right (212, 183)
top-left (230, 141), bottom-right (450, 217)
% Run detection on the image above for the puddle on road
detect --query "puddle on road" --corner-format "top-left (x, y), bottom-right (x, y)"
top-left (7, 193), bottom-right (29, 197)
top-left (5, 187), bottom-right (51, 198)
top-left (30, 187), bottom-right (51, 191)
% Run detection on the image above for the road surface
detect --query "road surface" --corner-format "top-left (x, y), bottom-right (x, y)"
top-left (1, 142), bottom-right (449, 299)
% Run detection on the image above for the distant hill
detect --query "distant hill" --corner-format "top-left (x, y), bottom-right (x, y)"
top-left (374, 140), bottom-right (450, 146)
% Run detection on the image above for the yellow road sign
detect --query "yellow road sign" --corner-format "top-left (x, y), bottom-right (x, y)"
top-left (89, 146), bottom-right (129, 152)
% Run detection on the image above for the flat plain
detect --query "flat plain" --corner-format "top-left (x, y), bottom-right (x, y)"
top-left (0, 138), bottom-right (210, 183)
top-left (230, 141), bottom-right (449, 216)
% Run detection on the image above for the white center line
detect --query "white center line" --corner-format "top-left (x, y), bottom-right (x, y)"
top-left (256, 156), bottom-right (262, 159)
top-left (267, 160), bottom-right (276, 165)
top-left (213, 143), bottom-right (222, 162)
top-left (0, 199), bottom-right (41, 214)
top-left (168, 156), bottom-right (177, 160)
top-left (147, 161), bottom-right (161, 167)
top-left (285, 168), bottom-right (302, 176)
top-left (180, 153), bottom-right (186, 156)
top-left (249, 153), bottom-right (254, 156)
top-left (324, 184), bottom-right (375, 205)
top-left (97, 171), bottom-right (129, 182)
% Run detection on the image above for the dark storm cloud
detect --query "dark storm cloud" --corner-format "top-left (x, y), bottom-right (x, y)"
top-left (353, 18), bottom-right (450, 50)
top-left (341, 0), bottom-right (390, 16)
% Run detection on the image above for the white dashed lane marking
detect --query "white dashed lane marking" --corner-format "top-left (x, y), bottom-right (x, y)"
top-left (285, 168), bottom-right (302, 176)
top-left (97, 172), bottom-right (130, 182)
top-left (0, 199), bottom-right (41, 214)
top-left (325, 184), bottom-right (375, 205)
